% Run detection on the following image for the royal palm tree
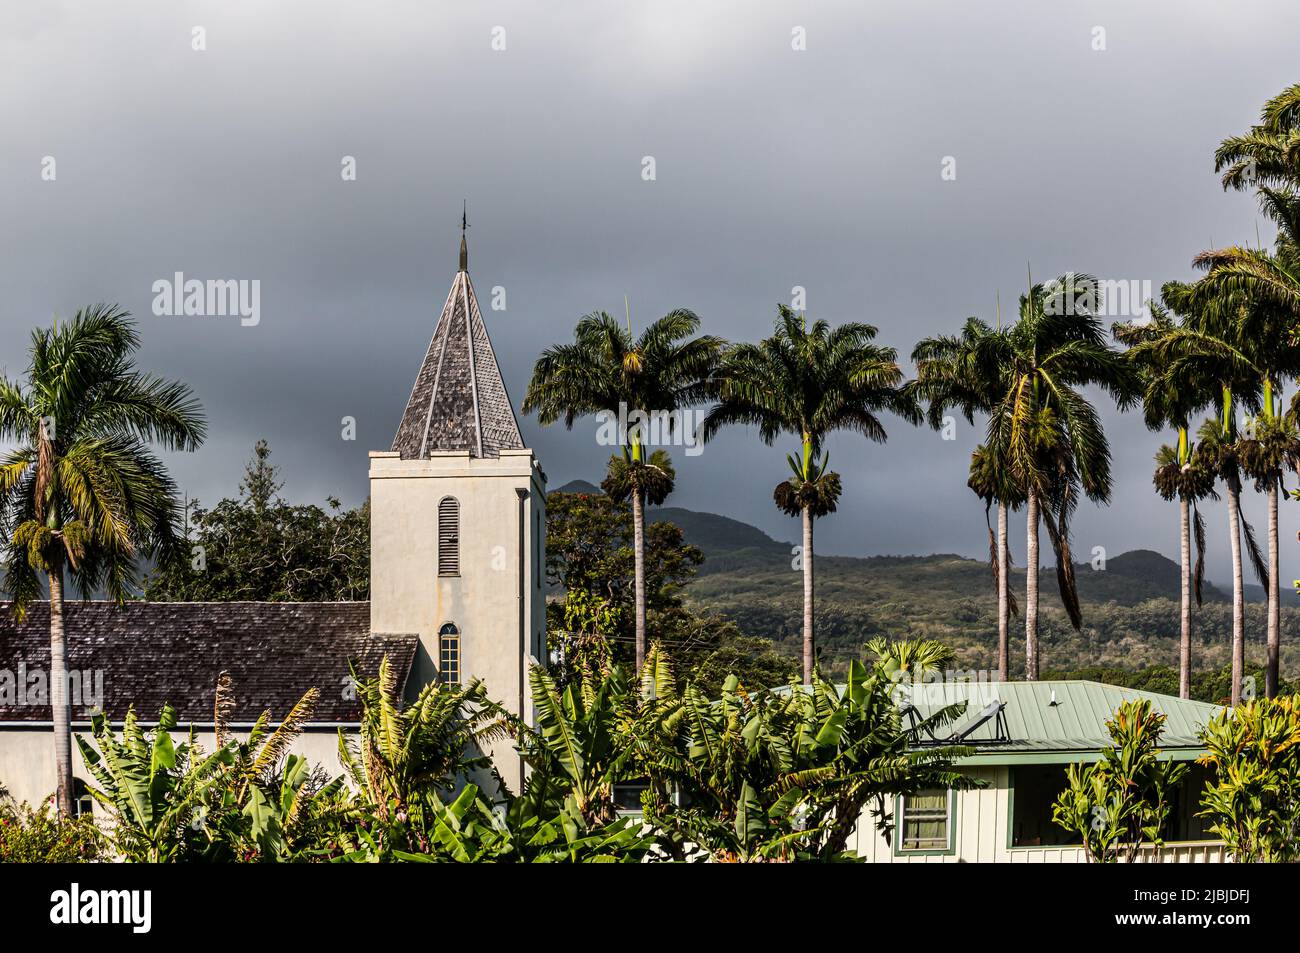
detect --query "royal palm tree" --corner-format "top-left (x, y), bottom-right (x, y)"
top-left (703, 305), bottom-right (918, 684)
top-left (1115, 303), bottom-right (1220, 698)
top-left (1148, 282), bottom-right (1268, 705)
top-left (1215, 83), bottom-right (1300, 192)
top-left (967, 443), bottom-right (1025, 679)
top-left (523, 309), bottom-right (722, 671)
top-left (912, 317), bottom-right (1023, 679)
top-left (0, 305), bottom-right (205, 816)
top-left (1203, 115), bottom-right (1300, 698)
top-left (984, 276), bottom-right (1137, 680)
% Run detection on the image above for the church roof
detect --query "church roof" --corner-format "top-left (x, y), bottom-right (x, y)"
top-left (0, 601), bottom-right (415, 724)
top-left (391, 237), bottom-right (525, 459)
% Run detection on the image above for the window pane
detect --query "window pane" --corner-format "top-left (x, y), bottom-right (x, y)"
top-left (900, 789), bottom-right (949, 851)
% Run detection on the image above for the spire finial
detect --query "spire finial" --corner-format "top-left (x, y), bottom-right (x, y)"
top-left (459, 201), bottom-right (469, 272)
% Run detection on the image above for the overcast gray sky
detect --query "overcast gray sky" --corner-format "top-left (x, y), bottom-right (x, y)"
top-left (3, 1), bottom-right (1299, 584)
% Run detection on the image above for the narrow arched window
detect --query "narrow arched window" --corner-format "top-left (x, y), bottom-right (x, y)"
top-left (438, 497), bottom-right (460, 576)
top-left (438, 623), bottom-right (461, 688)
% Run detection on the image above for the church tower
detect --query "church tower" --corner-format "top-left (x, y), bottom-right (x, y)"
top-left (369, 226), bottom-right (546, 791)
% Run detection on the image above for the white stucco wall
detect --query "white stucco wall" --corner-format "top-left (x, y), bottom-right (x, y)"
top-left (369, 448), bottom-right (547, 795)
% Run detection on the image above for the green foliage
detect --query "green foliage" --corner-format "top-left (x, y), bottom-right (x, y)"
top-left (76, 705), bottom-right (235, 862)
top-left (546, 489), bottom-right (702, 641)
top-left (337, 657), bottom-right (507, 827)
top-left (0, 304), bottom-right (206, 605)
top-left (145, 441), bottom-right (369, 601)
top-left (634, 656), bottom-right (977, 862)
top-left (0, 798), bottom-right (104, 862)
top-left (1197, 694), bottom-right (1300, 862)
top-left (1051, 699), bottom-right (1187, 863)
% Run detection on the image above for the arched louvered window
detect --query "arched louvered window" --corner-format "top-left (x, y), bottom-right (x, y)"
top-left (438, 623), bottom-right (461, 688)
top-left (438, 497), bottom-right (460, 576)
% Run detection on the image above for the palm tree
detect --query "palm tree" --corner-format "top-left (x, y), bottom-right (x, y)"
top-left (702, 305), bottom-right (918, 684)
top-left (1115, 304), bottom-right (1219, 698)
top-left (912, 317), bottom-right (1024, 679)
top-left (1145, 282), bottom-right (1268, 705)
top-left (1159, 275), bottom-right (1289, 696)
top-left (523, 309), bottom-right (722, 671)
top-left (967, 443), bottom-right (1025, 679)
top-left (1215, 83), bottom-right (1300, 193)
top-left (984, 275), bottom-right (1137, 679)
top-left (0, 305), bottom-right (205, 816)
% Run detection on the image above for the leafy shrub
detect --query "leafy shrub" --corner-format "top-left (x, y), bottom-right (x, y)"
top-left (0, 798), bottom-right (104, 862)
top-left (1052, 699), bottom-right (1186, 862)
top-left (1197, 694), bottom-right (1300, 862)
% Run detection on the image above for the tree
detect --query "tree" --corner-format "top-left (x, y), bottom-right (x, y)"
top-left (912, 316), bottom-right (1024, 679)
top-left (1184, 198), bottom-right (1300, 699)
top-left (1205, 88), bottom-right (1300, 696)
top-left (984, 276), bottom-right (1137, 679)
top-left (0, 305), bottom-right (204, 816)
top-left (704, 305), bottom-right (917, 684)
top-left (524, 309), bottom-right (722, 671)
top-left (1148, 281), bottom-right (1269, 705)
top-left (144, 441), bottom-right (370, 602)
top-left (1215, 82), bottom-right (1300, 192)
top-left (544, 488), bottom-right (794, 692)
top-left (1198, 694), bottom-right (1300, 862)
top-left (1051, 699), bottom-right (1187, 863)
top-left (1115, 304), bottom-right (1219, 698)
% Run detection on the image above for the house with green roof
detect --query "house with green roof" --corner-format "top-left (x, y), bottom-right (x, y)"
top-left (853, 680), bottom-right (1228, 863)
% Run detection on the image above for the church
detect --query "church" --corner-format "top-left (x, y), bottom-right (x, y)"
top-left (0, 232), bottom-right (547, 807)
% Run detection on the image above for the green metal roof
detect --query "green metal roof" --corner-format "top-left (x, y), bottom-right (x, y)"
top-left (896, 680), bottom-right (1223, 765)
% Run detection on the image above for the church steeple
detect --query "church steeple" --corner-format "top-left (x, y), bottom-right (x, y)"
top-left (390, 222), bottom-right (524, 460)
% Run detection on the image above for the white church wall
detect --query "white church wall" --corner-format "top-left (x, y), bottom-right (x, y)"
top-left (369, 447), bottom-right (546, 794)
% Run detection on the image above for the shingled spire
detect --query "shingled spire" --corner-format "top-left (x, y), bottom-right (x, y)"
top-left (391, 226), bottom-right (525, 459)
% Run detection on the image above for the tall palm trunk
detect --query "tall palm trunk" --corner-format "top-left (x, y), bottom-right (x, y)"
top-left (48, 568), bottom-right (74, 817)
top-left (1226, 483), bottom-right (1245, 706)
top-left (1025, 488), bottom-right (1040, 681)
top-left (631, 489), bottom-right (647, 673)
top-left (802, 505), bottom-right (814, 685)
top-left (997, 501), bottom-right (1009, 681)
top-left (1267, 480), bottom-right (1280, 698)
top-left (1179, 497), bottom-right (1192, 700)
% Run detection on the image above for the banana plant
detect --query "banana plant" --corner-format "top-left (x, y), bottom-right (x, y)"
top-left (338, 656), bottom-right (509, 821)
top-left (76, 704), bottom-right (235, 862)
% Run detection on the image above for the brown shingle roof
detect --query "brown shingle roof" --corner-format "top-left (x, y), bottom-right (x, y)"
top-left (0, 601), bottom-right (415, 724)
top-left (391, 255), bottom-right (525, 459)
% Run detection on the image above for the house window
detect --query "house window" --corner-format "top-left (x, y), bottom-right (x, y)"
top-left (534, 509), bottom-right (542, 589)
top-left (898, 789), bottom-right (951, 852)
top-left (438, 497), bottom-right (460, 576)
top-left (72, 778), bottom-right (94, 818)
top-left (1010, 766), bottom-right (1080, 847)
top-left (438, 623), bottom-right (461, 688)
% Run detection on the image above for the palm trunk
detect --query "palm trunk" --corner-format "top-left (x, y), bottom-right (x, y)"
top-left (1025, 487), bottom-right (1040, 681)
top-left (1179, 497), bottom-right (1191, 700)
top-left (802, 505), bottom-right (814, 685)
top-left (631, 490), bottom-right (647, 673)
top-left (1267, 480), bottom-right (1280, 699)
top-left (49, 568), bottom-right (74, 817)
top-left (1227, 483), bottom-right (1245, 706)
top-left (997, 501), bottom-right (1009, 681)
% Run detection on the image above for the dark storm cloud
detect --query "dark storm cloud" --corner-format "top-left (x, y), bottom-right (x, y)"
top-left (3, 1), bottom-right (1299, 585)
